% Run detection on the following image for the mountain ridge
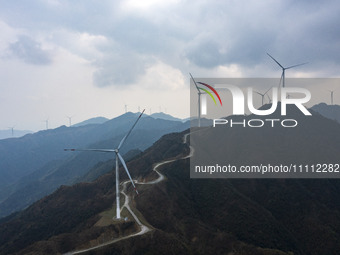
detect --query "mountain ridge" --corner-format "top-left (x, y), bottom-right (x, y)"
top-left (1, 108), bottom-right (340, 254)
top-left (310, 102), bottom-right (340, 123)
top-left (72, 116), bottom-right (109, 127)
top-left (0, 113), bottom-right (189, 218)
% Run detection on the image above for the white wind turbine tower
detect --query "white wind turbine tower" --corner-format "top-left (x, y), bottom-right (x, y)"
top-left (254, 87), bottom-right (272, 106)
top-left (8, 126), bottom-right (15, 137)
top-left (65, 110), bottom-right (145, 220)
top-left (328, 90), bottom-right (335, 105)
top-left (267, 53), bottom-right (307, 88)
top-left (44, 119), bottom-right (49, 130)
top-left (66, 115), bottom-right (74, 127)
top-left (190, 73), bottom-right (203, 127)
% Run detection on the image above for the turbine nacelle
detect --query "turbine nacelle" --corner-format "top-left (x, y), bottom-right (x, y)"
top-left (267, 53), bottom-right (307, 88)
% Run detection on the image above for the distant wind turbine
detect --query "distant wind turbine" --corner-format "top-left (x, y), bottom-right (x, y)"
top-left (65, 110), bottom-right (145, 220)
top-left (44, 119), bottom-right (49, 130)
top-left (286, 93), bottom-right (296, 99)
top-left (254, 87), bottom-right (272, 106)
top-left (328, 90), bottom-right (335, 105)
top-left (66, 115), bottom-right (74, 127)
top-left (124, 104), bottom-right (128, 113)
top-left (8, 126), bottom-right (15, 137)
top-left (267, 94), bottom-right (272, 104)
top-left (267, 53), bottom-right (307, 88)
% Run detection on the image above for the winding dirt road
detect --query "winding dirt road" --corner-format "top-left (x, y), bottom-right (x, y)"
top-left (66, 132), bottom-right (193, 254)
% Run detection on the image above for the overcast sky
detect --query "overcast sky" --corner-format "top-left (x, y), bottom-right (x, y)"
top-left (0, 0), bottom-right (339, 131)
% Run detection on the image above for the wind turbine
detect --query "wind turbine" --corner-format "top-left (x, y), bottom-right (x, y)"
top-left (190, 73), bottom-right (203, 127)
top-left (65, 110), bottom-right (144, 220)
top-left (124, 104), bottom-right (128, 113)
top-left (328, 90), bottom-right (335, 105)
top-left (286, 93), bottom-right (296, 99)
top-left (267, 53), bottom-right (307, 88)
top-left (267, 94), bottom-right (272, 104)
top-left (254, 87), bottom-right (272, 106)
top-left (8, 126), bottom-right (15, 137)
top-left (44, 119), bottom-right (49, 130)
top-left (66, 115), bottom-right (74, 127)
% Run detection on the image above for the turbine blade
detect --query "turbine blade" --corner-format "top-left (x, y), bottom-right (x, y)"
top-left (285, 62), bottom-right (308, 70)
top-left (64, 148), bottom-right (115, 152)
top-left (267, 53), bottom-right (284, 69)
top-left (264, 87), bottom-right (272, 95)
top-left (254, 91), bottom-right (263, 96)
top-left (118, 109), bottom-right (145, 150)
top-left (189, 73), bottom-right (200, 92)
top-left (117, 152), bottom-right (138, 194)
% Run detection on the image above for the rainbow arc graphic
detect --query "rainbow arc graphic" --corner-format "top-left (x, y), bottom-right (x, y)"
top-left (197, 82), bottom-right (223, 106)
top-left (190, 73), bottom-right (222, 127)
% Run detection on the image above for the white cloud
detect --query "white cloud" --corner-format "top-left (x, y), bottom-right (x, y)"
top-left (138, 60), bottom-right (186, 90)
top-left (122, 0), bottom-right (181, 12)
top-left (0, 20), bottom-right (23, 53)
top-left (50, 29), bottom-right (109, 62)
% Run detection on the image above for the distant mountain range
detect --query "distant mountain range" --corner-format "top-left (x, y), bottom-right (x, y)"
top-left (310, 102), bottom-right (340, 123)
top-left (1, 105), bottom-right (340, 254)
top-left (149, 112), bottom-right (184, 122)
top-left (0, 112), bottom-right (187, 140)
top-left (72, 112), bottom-right (187, 126)
top-left (72, 116), bottom-right (109, 127)
top-left (0, 112), bottom-right (189, 218)
top-left (0, 129), bottom-right (32, 140)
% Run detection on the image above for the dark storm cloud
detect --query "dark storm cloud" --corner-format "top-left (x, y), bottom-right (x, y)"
top-left (90, 18), bottom-right (161, 87)
top-left (186, 41), bottom-right (225, 68)
top-left (1, 0), bottom-right (340, 85)
top-left (182, 0), bottom-right (340, 76)
top-left (93, 49), bottom-right (154, 87)
top-left (9, 36), bottom-right (52, 65)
